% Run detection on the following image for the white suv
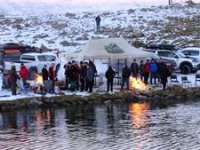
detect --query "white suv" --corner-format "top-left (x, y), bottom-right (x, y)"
top-left (155, 50), bottom-right (200, 74)
top-left (177, 47), bottom-right (200, 61)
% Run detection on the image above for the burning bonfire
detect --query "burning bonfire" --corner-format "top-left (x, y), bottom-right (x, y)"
top-left (34, 74), bottom-right (43, 86)
top-left (129, 77), bottom-right (148, 91)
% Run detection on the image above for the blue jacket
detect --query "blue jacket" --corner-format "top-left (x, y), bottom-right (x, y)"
top-left (150, 63), bottom-right (158, 73)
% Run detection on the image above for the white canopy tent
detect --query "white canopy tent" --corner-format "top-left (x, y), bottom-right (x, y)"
top-left (77, 37), bottom-right (153, 60)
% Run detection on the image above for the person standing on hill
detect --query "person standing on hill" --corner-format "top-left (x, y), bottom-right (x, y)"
top-left (95, 15), bottom-right (101, 32)
top-left (130, 59), bottom-right (139, 79)
top-left (105, 66), bottom-right (115, 92)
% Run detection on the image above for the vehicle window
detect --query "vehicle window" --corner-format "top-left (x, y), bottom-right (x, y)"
top-left (21, 55), bottom-right (35, 61)
top-left (182, 50), bottom-right (199, 56)
top-left (168, 52), bottom-right (177, 58)
top-left (38, 55), bottom-right (56, 61)
top-left (157, 51), bottom-right (168, 57)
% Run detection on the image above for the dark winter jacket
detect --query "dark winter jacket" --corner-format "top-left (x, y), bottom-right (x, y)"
top-left (95, 16), bottom-right (101, 24)
top-left (10, 67), bottom-right (18, 83)
top-left (80, 65), bottom-right (87, 78)
top-left (139, 63), bottom-right (144, 75)
top-left (122, 66), bottom-right (131, 79)
top-left (105, 67), bottom-right (115, 80)
top-left (130, 62), bottom-right (139, 74)
top-left (42, 67), bottom-right (49, 80)
top-left (158, 62), bottom-right (171, 78)
top-left (86, 67), bottom-right (95, 81)
top-left (49, 66), bottom-right (55, 80)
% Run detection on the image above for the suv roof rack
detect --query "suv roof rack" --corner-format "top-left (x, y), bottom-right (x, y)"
top-left (144, 44), bottom-right (177, 51)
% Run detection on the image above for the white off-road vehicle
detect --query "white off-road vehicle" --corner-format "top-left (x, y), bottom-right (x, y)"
top-left (155, 50), bottom-right (200, 74)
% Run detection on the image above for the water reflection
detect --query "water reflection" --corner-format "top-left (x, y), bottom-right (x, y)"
top-left (1, 102), bottom-right (200, 149)
top-left (129, 103), bottom-right (150, 129)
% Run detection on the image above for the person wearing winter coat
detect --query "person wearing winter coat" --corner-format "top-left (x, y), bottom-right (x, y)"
top-left (144, 59), bottom-right (150, 85)
top-left (9, 65), bottom-right (19, 95)
top-left (139, 60), bottom-right (145, 81)
top-left (105, 66), bottom-right (115, 92)
top-left (158, 60), bottom-right (171, 90)
top-left (42, 65), bottom-right (49, 81)
top-left (19, 63), bottom-right (29, 94)
top-left (80, 61), bottom-right (87, 92)
top-left (150, 59), bottom-right (158, 85)
top-left (49, 63), bottom-right (56, 93)
top-left (42, 65), bottom-right (49, 93)
top-left (95, 15), bottom-right (101, 32)
top-left (64, 62), bottom-right (71, 90)
top-left (130, 59), bottom-right (139, 78)
top-left (121, 64), bottom-right (131, 91)
top-left (86, 63), bottom-right (95, 93)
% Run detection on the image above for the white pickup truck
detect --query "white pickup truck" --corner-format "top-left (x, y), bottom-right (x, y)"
top-left (4, 52), bottom-right (59, 73)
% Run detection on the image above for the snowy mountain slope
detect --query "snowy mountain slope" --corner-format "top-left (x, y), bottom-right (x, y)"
top-left (0, 3), bottom-right (200, 52)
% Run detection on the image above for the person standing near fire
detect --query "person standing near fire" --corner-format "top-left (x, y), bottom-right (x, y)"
top-left (158, 60), bottom-right (171, 90)
top-left (9, 65), bottom-right (19, 95)
top-left (139, 60), bottom-right (145, 81)
top-left (150, 59), bottom-right (158, 85)
top-left (105, 66), bottom-right (115, 92)
top-left (49, 63), bottom-right (56, 94)
top-left (144, 59), bottom-right (150, 85)
top-left (121, 63), bottom-right (131, 91)
top-left (19, 63), bottom-right (28, 94)
top-left (130, 59), bottom-right (139, 79)
top-left (80, 61), bottom-right (87, 92)
top-left (42, 65), bottom-right (49, 93)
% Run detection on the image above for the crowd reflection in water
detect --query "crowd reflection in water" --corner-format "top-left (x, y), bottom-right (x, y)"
top-left (0, 102), bottom-right (150, 147)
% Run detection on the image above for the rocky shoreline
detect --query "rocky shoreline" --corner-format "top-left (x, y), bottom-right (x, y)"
top-left (0, 85), bottom-right (200, 111)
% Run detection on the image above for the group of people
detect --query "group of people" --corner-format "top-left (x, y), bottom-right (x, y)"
top-left (5, 58), bottom-right (171, 96)
top-left (7, 63), bottom-right (58, 95)
top-left (63, 60), bottom-right (97, 93)
top-left (119, 58), bottom-right (171, 91)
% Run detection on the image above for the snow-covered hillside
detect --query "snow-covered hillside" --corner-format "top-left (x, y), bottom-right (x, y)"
top-left (0, 2), bottom-right (200, 51)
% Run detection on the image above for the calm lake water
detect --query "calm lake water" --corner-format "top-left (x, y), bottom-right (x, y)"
top-left (1, 101), bottom-right (200, 150)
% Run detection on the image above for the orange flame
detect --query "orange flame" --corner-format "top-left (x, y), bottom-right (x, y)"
top-left (129, 103), bottom-right (150, 129)
top-left (129, 77), bottom-right (148, 91)
top-left (34, 74), bottom-right (43, 85)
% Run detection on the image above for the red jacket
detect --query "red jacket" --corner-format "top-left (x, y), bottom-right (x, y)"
top-left (144, 62), bottom-right (150, 73)
top-left (19, 66), bottom-right (28, 80)
top-left (49, 66), bottom-right (55, 80)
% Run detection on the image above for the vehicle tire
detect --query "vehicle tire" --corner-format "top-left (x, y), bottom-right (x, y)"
top-left (180, 65), bottom-right (191, 74)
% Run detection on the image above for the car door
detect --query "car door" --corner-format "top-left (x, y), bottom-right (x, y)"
top-left (156, 51), bottom-right (179, 62)
top-left (181, 50), bottom-right (200, 60)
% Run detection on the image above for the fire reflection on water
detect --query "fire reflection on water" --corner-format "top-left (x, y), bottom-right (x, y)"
top-left (129, 103), bottom-right (150, 129)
